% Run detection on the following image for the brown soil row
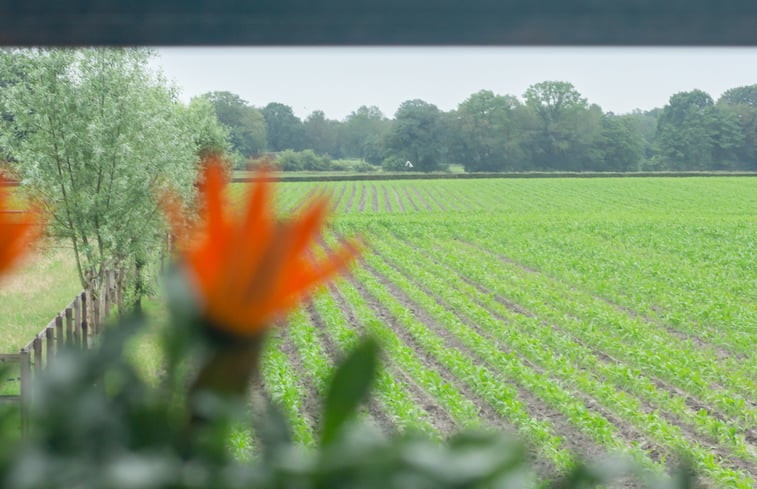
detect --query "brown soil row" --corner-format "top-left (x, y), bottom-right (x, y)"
top-left (410, 187), bottom-right (433, 211)
top-left (369, 183), bottom-right (378, 212)
top-left (347, 260), bottom-right (639, 477)
top-left (358, 184), bottom-right (367, 212)
top-left (388, 242), bottom-right (757, 478)
top-left (436, 186), bottom-right (473, 211)
top-left (326, 283), bottom-right (447, 435)
top-left (365, 254), bottom-right (742, 489)
top-left (418, 186), bottom-right (447, 211)
top-left (403, 187), bottom-right (422, 212)
top-left (459, 238), bottom-right (747, 363)
top-left (304, 299), bottom-right (395, 434)
top-left (346, 276), bottom-right (480, 439)
top-left (382, 185), bottom-right (393, 212)
top-left (343, 183), bottom-right (357, 213)
top-left (289, 186), bottom-right (319, 214)
top-left (359, 259), bottom-right (614, 466)
top-left (454, 239), bottom-right (757, 414)
top-left (277, 331), bottom-right (322, 431)
top-left (356, 264), bottom-right (660, 482)
top-left (392, 186), bottom-right (406, 212)
top-left (330, 182), bottom-right (348, 212)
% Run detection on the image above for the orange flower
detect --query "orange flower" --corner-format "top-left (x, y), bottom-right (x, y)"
top-left (0, 176), bottom-right (40, 275)
top-left (169, 156), bottom-right (360, 337)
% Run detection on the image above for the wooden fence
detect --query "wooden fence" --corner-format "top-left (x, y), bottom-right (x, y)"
top-left (0, 270), bottom-right (121, 432)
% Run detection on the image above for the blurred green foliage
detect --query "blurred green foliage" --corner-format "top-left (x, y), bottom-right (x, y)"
top-left (0, 274), bottom-right (695, 489)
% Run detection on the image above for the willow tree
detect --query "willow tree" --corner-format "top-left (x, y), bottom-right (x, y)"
top-left (0, 48), bottom-right (207, 302)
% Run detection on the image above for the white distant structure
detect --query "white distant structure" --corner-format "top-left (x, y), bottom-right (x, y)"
top-left (405, 160), bottom-right (414, 169)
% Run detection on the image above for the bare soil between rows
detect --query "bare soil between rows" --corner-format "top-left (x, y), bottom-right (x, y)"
top-left (380, 236), bottom-right (756, 484)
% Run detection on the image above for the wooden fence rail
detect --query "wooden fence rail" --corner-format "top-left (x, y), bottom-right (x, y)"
top-left (0, 269), bottom-right (121, 432)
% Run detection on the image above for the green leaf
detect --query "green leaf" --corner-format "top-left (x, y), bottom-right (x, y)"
top-left (320, 337), bottom-right (379, 446)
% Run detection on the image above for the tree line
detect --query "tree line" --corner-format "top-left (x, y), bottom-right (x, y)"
top-left (205, 82), bottom-right (757, 173)
top-left (1, 48), bottom-right (755, 304)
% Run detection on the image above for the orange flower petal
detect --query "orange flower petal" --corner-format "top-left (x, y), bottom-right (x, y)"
top-left (0, 176), bottom-right (41, 276)
top-left (168, 157), bottom-right (360, 337)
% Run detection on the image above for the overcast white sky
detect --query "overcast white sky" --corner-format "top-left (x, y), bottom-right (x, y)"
top-left (151, 47), bottom-right (757, 121)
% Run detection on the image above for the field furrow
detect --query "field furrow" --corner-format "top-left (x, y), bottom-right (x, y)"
top-left (260, 176), bottom-right (757, 487)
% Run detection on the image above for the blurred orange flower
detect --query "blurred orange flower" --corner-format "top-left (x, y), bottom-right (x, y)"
top-left (0, 176), bottom-right (40, 275)
top-left (168, 156), bottom-right (360, 337)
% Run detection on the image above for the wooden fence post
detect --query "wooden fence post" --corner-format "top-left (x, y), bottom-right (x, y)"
top-left (74, 297), bottom-right (81, 342)
top-left (7, 286), bottom-right (107, 435)
top-left (45, 327), bottom-right (54, 364)
top-left (104, 272), bottom-right (111, 320)
top-left (19, 349), bottom-right (30, 435)
top-left (65, 307), bottom-right (73, 348)
top-left (93, 296), bottom-right (100, 336)
top-left (111, 270), bottom-right (116, 305)
top-left (81, 291), bottom-right (88, 342)
top-left (55, 314), bottom-right (63, 350)
top-left (81, 318), bottom-right (88, 349)
top-left (32, 337), bottom-right (42, 374)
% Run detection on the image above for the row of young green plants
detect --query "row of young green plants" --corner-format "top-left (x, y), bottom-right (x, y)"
top-left (256, 232), bottom-right (485, 443)
top-left (343, 233), bottom-right (643, 451)
top-left (307, 288), bottom-right (442, 436)
top-left (411, 178), bottom-right (756, 353)
top-left (283, 296), bottom-right (444, 439)
top-left (328, 279), bottom-right (486, 431)
top-left (376, 212), bottom-right (756, 423)
top-left (358, 233), bottom-right (754, 487)
top-left (324, 176), bottom-right (757, 218)
top-left (477, 214), bottom-right (756, 361)
top-left (260, 332), bottom-right (316, 446)
top-left (361, 227), bottom-right (757, 486)
top-left (444, 219), bottom-right (757, 405)
top-left (421, 240), bottom-right (757, 470)
top-left (268, 177), bottom-right (748, 482)
top-left (318, 234), bottom-right (603, 477)
top-left (318, 177), bottom-right (755, 398)
top-left (453, 224), bottom-right (755, 428)
top-left (327, 182), bottom-right (455, 215)
top-left (453, 175), bottom-right (757, 223)
top-left (465, 177), bottom-right (757, 216)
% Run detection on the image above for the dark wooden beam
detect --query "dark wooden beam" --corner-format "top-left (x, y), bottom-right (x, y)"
top-left (0, 1), bottom-right (756, 46)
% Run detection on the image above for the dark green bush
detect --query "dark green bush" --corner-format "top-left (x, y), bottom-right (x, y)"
top-left (276, 149), bottom-right (332, 171)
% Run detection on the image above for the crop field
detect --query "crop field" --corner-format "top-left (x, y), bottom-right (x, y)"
top-left (231, 177), bottom-right (757, 487)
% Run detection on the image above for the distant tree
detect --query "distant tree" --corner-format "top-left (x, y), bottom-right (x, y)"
top-left (655, 90), bottom-right (713, 169)
top-left (341, 105), bottom-right (390, 162)
top-left (449, 90), bottom-right (525, 172)
top-left (709, 106), bottom-right (744, 169)
top-left (384, 99), bottom-right (444, 172)
top-left (183, 96), bottom-right (231, 159)
top-left (570, 103), bottom-right (604, 170)
top-left (719, 84), bottom-right (757, 107)
top-left (360, 134), bottom-right (387, 166)
top-left (303, 110), bottom-right (341, 157)
top-left (0, 54), bottom-right (25, 156)
top-left (718, 85), bottom-right (757, 169)
top-left (522, 81), bottom-right (598, 170)
top-left (261, 102), bottom-right (305, 152)
top-left (624, 109), bottom-right (660, 167)
top-left (0, 48), bottom-right (199, 303)
top-left (201, 91), bottom-right (266, 161)
top-left (594, 114), bottom-right (644, 171)
top-left (656, 89), bottom-right (741, 170)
